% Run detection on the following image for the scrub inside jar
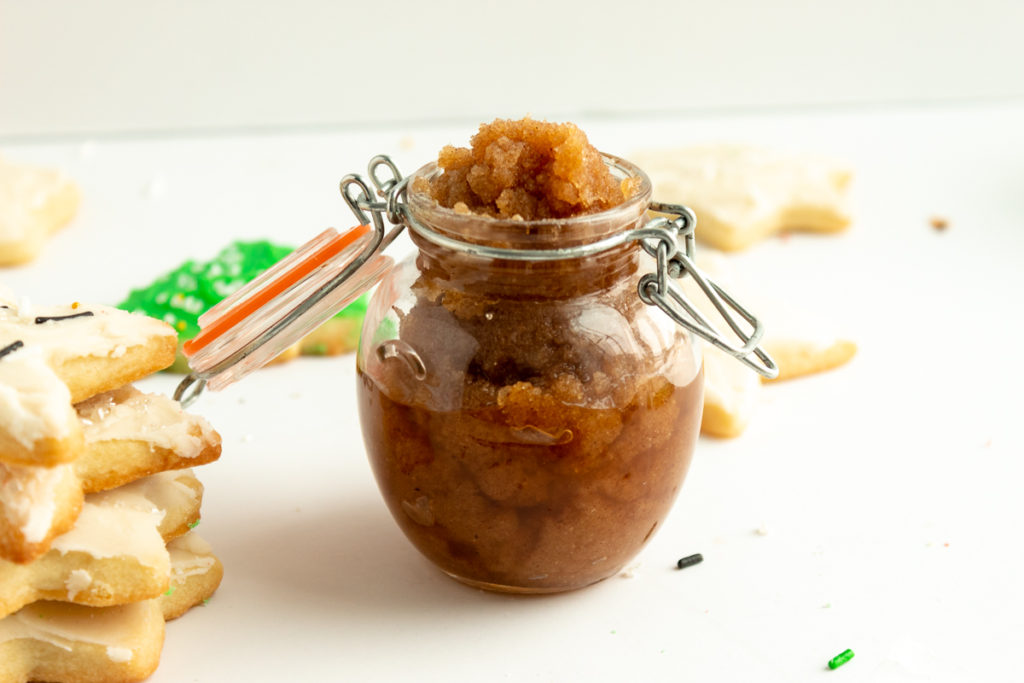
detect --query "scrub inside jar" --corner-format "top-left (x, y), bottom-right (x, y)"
top-left (414, 117), bottom-right (640, 220)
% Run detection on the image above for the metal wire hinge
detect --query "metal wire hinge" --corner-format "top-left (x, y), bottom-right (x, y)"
top-left (634, 202), bottom-right (777, 378)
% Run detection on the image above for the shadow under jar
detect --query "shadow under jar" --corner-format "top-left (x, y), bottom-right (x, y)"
top-left (356, 155), bottom-right (704, 593)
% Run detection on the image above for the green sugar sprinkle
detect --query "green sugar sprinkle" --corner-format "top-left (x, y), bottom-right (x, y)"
top-left (188, 519), bottom-right (201, 529)
top-left (164, 586), bottom-right (176, 597)
top-left (202, 599), bottom-right (210, 606)
top-left (828, 648), bottom-right (854, 670)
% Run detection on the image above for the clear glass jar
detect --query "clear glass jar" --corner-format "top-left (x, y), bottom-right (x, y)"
top-left (355, 155), bottom-right (704, 594)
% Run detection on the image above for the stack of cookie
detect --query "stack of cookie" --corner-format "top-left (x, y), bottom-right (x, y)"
top-left (0, 288), bottom-right (225, 683)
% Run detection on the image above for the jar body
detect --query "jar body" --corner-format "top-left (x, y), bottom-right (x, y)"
top-left (356, 161), bottom-right (704, 593)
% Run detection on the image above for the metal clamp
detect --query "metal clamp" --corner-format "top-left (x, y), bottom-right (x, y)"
top-left (634, 203), bottom-right (777, 378)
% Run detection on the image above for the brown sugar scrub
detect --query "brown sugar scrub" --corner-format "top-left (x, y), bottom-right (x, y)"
top-left (357, 118), bottom-right (704, 593)
top-left (417, 118), bottom-right (638, 219)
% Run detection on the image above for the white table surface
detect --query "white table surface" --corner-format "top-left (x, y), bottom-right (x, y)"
top-left (2, 101), bottom-right (1022, 682)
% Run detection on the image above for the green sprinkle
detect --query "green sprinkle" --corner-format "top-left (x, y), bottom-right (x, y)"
top-left (188, 519), bottom-right (200, 529)
top-left (308, 342), bottom-right (328, 356)
top-left (202, 598), bottom-right (210, 606)
top-left (828, 649), bottom-right (854, 670)
top-left (164, 586), bottom-right (176, 597)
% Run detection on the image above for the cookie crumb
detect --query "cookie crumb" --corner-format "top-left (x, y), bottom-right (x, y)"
top-left (929, 216), bottom-right (949, 231)
top-left (619, 562), bottom-right (641, 578)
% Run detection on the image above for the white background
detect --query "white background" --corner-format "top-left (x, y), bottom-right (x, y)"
top-left (2, 0), bottom-right (1023, 137)
top-left (2, 2), bottom-right (1023, 682)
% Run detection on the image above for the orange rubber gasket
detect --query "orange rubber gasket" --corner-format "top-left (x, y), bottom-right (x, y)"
top-left (183, 224), bottom-right (371, 357)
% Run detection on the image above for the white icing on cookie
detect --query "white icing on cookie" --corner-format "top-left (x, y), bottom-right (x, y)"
top-left (50, 502), bottom-right (165, 568)
top-left (0, 462), bottom-right (71, 543)
top-left (167, 531), bottom-right (216, 579)
top-left (0, 301), bottom-right (174, 367)
top-left (65, 568), bottom-right (92, 600)
top-left (106, 645), bottom-right (133, 662)
top-left (0, 345), bottom-right (76, 448)
top-left (50, 471), bottom-right (196, 567)
top-left (89, 470), bottom-right (200, 521)
top-left (0, 600), bottom-right (151, 651)
top-left (77, 385), bottom-right (219, 456)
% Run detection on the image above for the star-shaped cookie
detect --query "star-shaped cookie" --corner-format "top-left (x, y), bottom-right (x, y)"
top-left (632, 144), bottom-right (852, 251)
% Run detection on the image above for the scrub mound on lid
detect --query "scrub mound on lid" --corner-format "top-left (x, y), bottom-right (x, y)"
top-left (422, 118), bottom-right (634, 220)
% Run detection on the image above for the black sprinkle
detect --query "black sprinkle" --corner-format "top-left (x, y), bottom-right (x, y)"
top-left (0, 340), bottom-right (24, 360)
top-left (676, 553), bottom-right (704, 570)
top-left (34, 311), bottom-right (94, 324)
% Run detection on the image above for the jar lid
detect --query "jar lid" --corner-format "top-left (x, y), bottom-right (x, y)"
top-left (179, 225), bottom-right (391, 394)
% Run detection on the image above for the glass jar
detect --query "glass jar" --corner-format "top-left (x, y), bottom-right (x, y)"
top-left (355, 155), bottom-right (704, 593)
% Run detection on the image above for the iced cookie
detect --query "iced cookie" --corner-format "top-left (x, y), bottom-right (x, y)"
top-left (632, 144), bottom-right (852, 251)
top-left (0, 387), bottom-right (218, 564)
top-left (701, 346), bottom-right (762, 439)
top-left (0, 156), bottom-right (80, 266)
top-left (0, 470), bottom-right (203, 618)
top-left (0, 600), bottom-right (165, 683)
top-left (161, 531), bottom-right (223, 621)
top-left (0, 298), bottom-right (176, 409)
top-left (761, 334), bottom-right (857, 383)
top-left (118, 239), bottom-right (368, 372)
top-left (0, 342), bottom-right (84, 469)
top-left (75, 385), bottom-right (222, 492)
top-left (0, 463), bottom-right (83, 566)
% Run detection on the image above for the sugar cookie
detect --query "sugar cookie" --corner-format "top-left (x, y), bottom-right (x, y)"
top-left (0, 463), bottom-right (83, 565)
top-left (0, 599), bottom-right (165, 683)
top-left (632, 144), bottom-right (852, 251)
top-left (161, 531), bottom-right (223, 621)
top-left (0, 343), bottom-right (84, 468)
top-left (1, 386), bottom-right (218, 564)
top-left (701, 345), bottom-right (762, 438)
top-left (0, 298), bottom-right (176, 407)
top-left (74, 385), bottom-right (222, 492)
top-left (0, 156), bottom-right (80, 266)
top-left (681, 254), bottom-right (856, 437)
top-left (0, 470), bottom-right (203, 618)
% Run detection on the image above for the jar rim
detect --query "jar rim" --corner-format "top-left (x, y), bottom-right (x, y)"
top-left (404, 153), bottom-right (653, 251)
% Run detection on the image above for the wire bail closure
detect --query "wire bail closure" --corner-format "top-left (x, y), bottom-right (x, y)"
top-left (174, 153), bottom-right (776, 407)
top-left (634, 201), bottom-right (776, 377)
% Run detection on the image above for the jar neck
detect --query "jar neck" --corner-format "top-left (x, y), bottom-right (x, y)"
top-left (411, 237), bottom-right (640, 299)
top-left (404, 153), bottom-right (653, 299)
